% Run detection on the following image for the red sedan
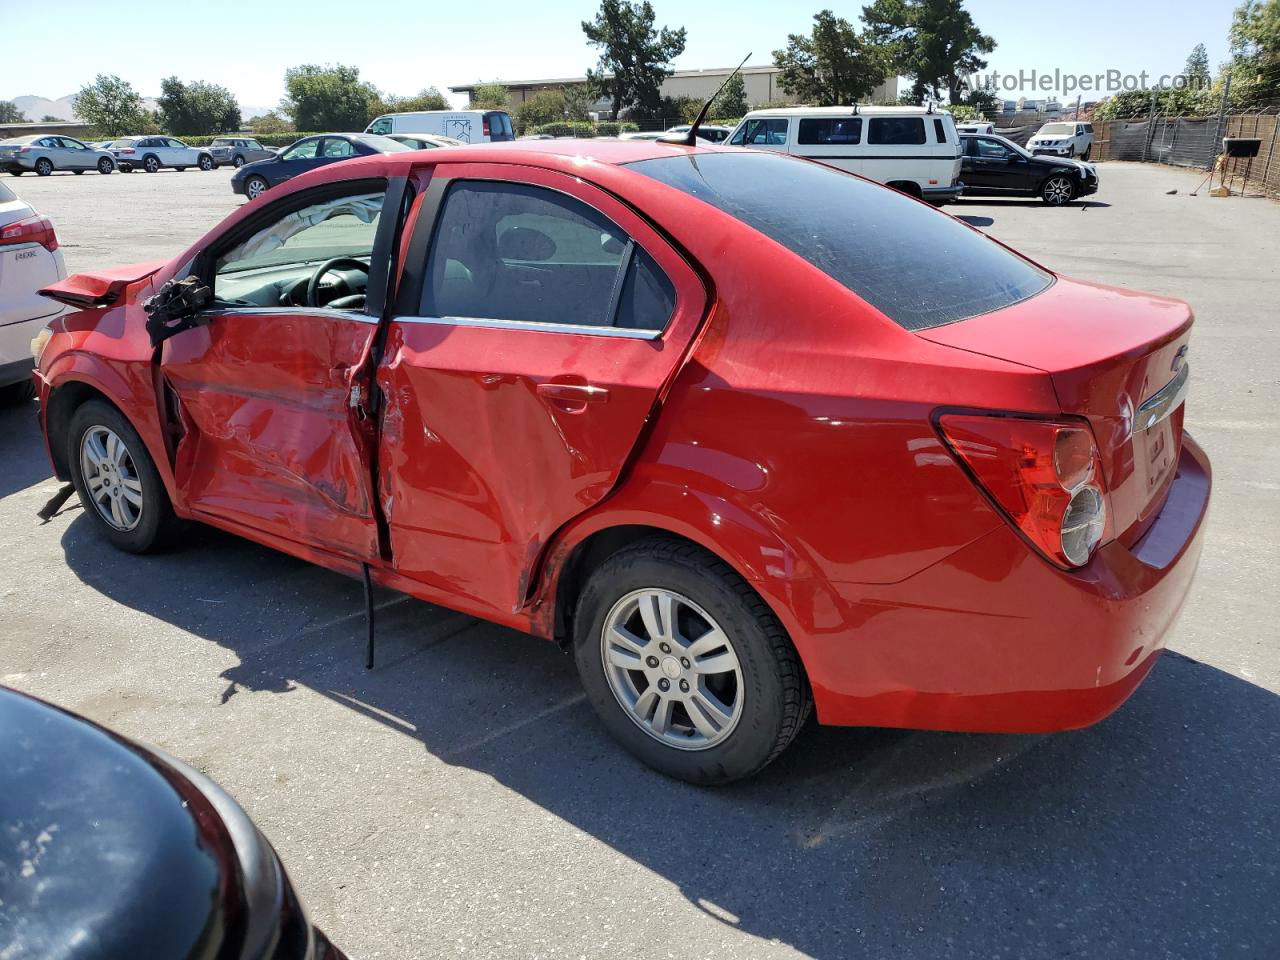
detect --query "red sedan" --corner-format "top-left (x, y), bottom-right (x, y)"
top-left (33, 140), bottom-right (1210, 783)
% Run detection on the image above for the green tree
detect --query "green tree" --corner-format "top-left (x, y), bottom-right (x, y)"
top-left (862, 0), bottom-right (996, 104)
top-left (582, 0), bottom-right (687, 118)
top-left (248, 111), bottom-right (294, 134)
top-left (157, 77), bottom-right (241, 134)
top-left (1228, 0), bottom-right (1280, 103)
top-left (562, 84), bottom-right (595, 120)
top-left (0, 101), bottom-right (27, 123)
top-left (1183, 43), bottom-right (1211, 88)
top-left (711, 71), bottom-right (749, 117)
top-left (370, 86), bottom-right (451, 122)
top-left (773, 10), bottom-right (888, 105)
top-left (515, 90), bottom-right (570, 132)
top-left (282, 64), bottom-right (378, 131)
top-left (73, 75), bottom-right (147, 137)
top-left (40, 115), bottom-right (61, 123)
top-left (470, 83), bottom-right (509, 109)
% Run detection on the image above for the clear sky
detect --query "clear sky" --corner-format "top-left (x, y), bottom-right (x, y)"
top-left (1, 0), bottom-right (1242, 112)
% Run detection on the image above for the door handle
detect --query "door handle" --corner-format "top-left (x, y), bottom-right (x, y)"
top-left (537, 382), bottom-right (609, 405)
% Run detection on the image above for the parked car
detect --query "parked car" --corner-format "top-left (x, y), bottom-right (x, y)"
top-left (229, 133), bottom-right (411, 200)
top-left (620, 130), bottom-right (715, 145)
top-left (665, 123), bottom-right (732, 143)
top-left (960, 132), bottom-right (1099, 204)
top-left (956, 121), bottom-right (995, 135)
top-left (110, 136), bottom-right (214, 173)
top-left (207, 136), bottom-right (276, 168)
top-left (387, 133), bottom-right (465, 150)
top-left (0, 135), bottom-right (116, 176)
top-left (0, 686), bottom-right (348, 959)
top-left (0, 181), bottom-right (63, 403)
top-left (365, 109), bottom-right (515, 144)
top-left (1027, 121), bottom-right (1094, 159)
top-left (727, 106), bottom-right (964, 204)
top-left (34, 140), bottom-right (1208, 784)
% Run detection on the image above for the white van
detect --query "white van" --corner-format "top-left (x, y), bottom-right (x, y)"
top-left (365, 110), bottom-right (515, 144)
top-left (727, 107), bottom-right (964, 204)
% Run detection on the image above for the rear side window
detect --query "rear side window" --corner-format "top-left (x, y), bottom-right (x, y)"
top-left (933, 118), bottom-right (947, 142)
top-left (868, 117), bottom-right (926, 145)
top-left (797, 118), bottom-right (861, 145)
top-left (421, 181), bottom-right (673, 331)
top-left (628, 152), bottom-right (1051, 332)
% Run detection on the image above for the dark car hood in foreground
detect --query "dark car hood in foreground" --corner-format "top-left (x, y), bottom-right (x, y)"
top-left (0, 687), bottom-right (332, 960)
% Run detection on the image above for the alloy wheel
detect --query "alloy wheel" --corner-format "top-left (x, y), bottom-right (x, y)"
top-left (1043, 176), bottom-right (1073, 205)
top-left (79, 425), bottom-right (144, 531)
top-left (199, 155), bottom-right (212, 171)
top-left (98, 158), bottom-right (113, 174)
top-left (35, 159), bottom-right (52, 176)
top-left (144, 157), bottom-right (159, 173)
top-left (600, 588), bottom-right (744, 750)
top-left (246, 177), bottom-right (266, 199)
top-left (233, 156), bottom-right (245, 168)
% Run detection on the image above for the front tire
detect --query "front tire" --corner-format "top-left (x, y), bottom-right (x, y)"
top-left (573, 537), bottom-right (811, 784)
top-left (35, 158), bottom-right (53, 176)
top-left (244, 175), bottom-right (268, 200)
top-left (97, 157), bottom-right (114, 174)
top-left (1041, 175), bottom-right (1076, 205)
top-left (67, 400), bottom-right (182, 553)
top-left (232, 155), bottom-right (245, 168)
top-left (198, 154), bottom-right (213, 171)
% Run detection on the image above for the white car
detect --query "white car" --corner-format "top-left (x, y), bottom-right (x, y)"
top-left (0, 181), bottom-right (64, 403)
top-left (111, 136), bottom-right (215, 173)
top-left (727, 106), bottom-right (964, 204)
top-left (956, 122), bottom-right (995, 135)
top-left (1027, 122), bottom-right (1094, 160)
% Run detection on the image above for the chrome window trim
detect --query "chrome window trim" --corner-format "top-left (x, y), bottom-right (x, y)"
top-left (201, 306), bottom-right (379, 325)
top-left (1135, 362), bottom-right (1190, 433)
top-left (395, 315), bottom-right (661, 340)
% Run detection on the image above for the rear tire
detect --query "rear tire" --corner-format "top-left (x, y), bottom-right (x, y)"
top-left (73, 169), bottom-right (85, 175)
top-left (143, 155), bottom-right (159, 173)
top-left (1083, 146), bottom-right (1092, 161)
top-left (66, 400), bottom-right (183, 553)
top-left (232, 155), bottom-right (245, 168)
top-left (573, 537), bottom-right (811, 784)
top-left (8, 171), bottom-right (22, 177)
top-left (35, 158), bottom-right (53, 176)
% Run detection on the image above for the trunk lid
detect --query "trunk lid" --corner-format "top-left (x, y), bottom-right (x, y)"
top-left (921, 276), bottom-right (1193, 541)
top-left (39, 260), bottom-right (167, 308)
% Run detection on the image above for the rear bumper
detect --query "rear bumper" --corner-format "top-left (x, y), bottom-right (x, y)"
top-left (923, 183), bottom-right (964, 203)
top-left (0, 159), bottom-right (33, 172)
top-left (808, 435), bottom-right (1211, 732)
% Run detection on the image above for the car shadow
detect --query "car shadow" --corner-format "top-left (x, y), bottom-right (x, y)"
top-left (0, 398), bottom-right (54, 499)
top-left (955, 215), bottom-right (994, 227)
top-left (51, 503), bottom-right (1280, 958)
top-left (956, 198), bottom-right (1112, 210)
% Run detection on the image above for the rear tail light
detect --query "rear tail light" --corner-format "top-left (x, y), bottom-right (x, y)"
top-left (119, 148), bottom-right (135, 155)
top-left (483, 116), bottom-right (491, 137)
top-left (0, 215), bottom-right (59, 253)
top-left (938, 414), bottom-right (1110, 569)
top-left (19, 146), bottom-right (31, 153)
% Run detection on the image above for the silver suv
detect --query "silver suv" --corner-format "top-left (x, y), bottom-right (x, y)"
top-left (207, 137), bottom-right (275, 168)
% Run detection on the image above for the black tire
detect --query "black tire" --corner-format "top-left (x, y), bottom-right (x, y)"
top-left (8, 171), bottom-right (22, 177)
top-left (175, 166), bottom-right (186, 172)
top-left (73, 169), bottom-right (85, 175)
top-left (1041, 174), bottom-right (1076, 205)
top-left (143, 155), bottom-right (160, 173)
top-left (97, 157), bottom-right (114, 174)
top-left (232, 154), bottom-right (245, 168)
top-left (198, 154), bottom-right (213, 171)
top-left (244, 175), bottom-right (269, 200)
top-left (0, 380), bottom-right (36, 406)
top-left (120, 164), bottom-right (133, 173)
top-left (66, 399), bottom-right (183, 553)
top-left (35, 158), bottom-right (53, 177)
top-left (1083, 146), bottom-right (1092, 161)
top-left (573, 537), bottom-right (811, 784)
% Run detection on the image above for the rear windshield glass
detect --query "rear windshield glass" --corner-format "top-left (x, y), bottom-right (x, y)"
top-left (628, 152), bottom-right (1052, 331)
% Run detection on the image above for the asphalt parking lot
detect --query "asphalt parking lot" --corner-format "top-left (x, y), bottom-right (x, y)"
top-left (2, 161), bottom-right (1279, 959)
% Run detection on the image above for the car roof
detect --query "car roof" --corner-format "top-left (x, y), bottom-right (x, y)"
top-left (740, 105), bottom-right (948, 118)
top-left (1, 135), bottom-right (43, 144)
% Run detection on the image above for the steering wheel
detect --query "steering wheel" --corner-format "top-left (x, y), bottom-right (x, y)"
top-left (305, 257), bottom-right (370, 308)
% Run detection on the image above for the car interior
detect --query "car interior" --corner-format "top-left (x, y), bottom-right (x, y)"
top-left (211, 192), bottom-right (384, 311)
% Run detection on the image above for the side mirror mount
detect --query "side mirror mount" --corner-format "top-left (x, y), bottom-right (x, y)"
top-left (144, 275), bottom-right (212, 348)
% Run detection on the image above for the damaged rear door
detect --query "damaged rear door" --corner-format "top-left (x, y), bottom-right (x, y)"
top-left (156, 179), bottom-right (404, 560)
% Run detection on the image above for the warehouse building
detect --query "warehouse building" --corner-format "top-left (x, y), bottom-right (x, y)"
top-left (450, 64), bottom-right (898, 116)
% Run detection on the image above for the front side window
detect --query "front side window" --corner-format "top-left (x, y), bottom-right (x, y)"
top-left (733, 118), bottom-right (789, 146)
top-left (629, 151), bottom-right (1051, 332)
top-left (247, 140), bottom-right (264, 150)
top-left (421, 181), bottom-right (673, 331)
top-left (281, 139), bottom-right (320, 160)
top-left (167, 138), bottom-right (188, 149)
top-left (367, 117), bottom-right (393, 135)
top-left (975, 138), bottom-right (1011, 159)
top-left (213, 189), bottom-right (385, 309)
top-left (868, 117), bottom-right (927, 145)
top-left (798, 118), bottom-right (861, 145)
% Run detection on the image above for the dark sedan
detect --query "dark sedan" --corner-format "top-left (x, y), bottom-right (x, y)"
top-left (0, 686), bottom-right (348, 959)
top-left (959, 133), bottom-right (1099, 205)
top-left (231, 133), bottom-right (410, 200)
